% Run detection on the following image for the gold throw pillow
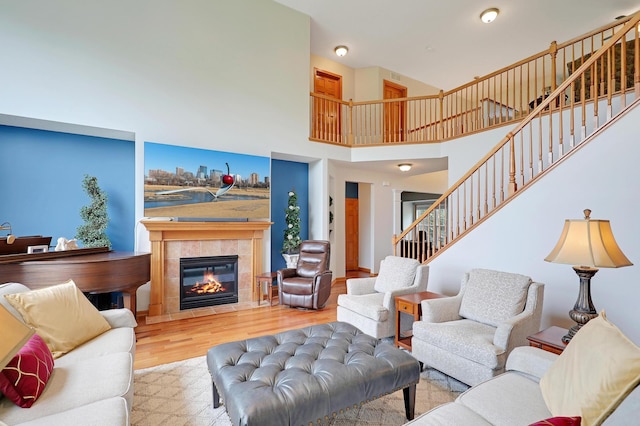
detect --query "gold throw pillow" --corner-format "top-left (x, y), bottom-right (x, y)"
top-left (539, 311), bottom-right (640, 426)
top-left (4, 280), bottom-right (111, 358)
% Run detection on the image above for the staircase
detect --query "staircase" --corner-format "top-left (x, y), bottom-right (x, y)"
top-left (391, 13), bottom-right (640, 263)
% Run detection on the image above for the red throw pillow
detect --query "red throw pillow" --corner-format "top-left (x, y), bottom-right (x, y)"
top-left (530, 417), bottom-right (582, 426)
top-left (0, 334), bottom-right (54, 408)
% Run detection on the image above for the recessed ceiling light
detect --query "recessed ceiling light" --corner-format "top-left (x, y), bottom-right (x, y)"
top-left (398, 163), bottom-right (412, 172)
top-left (334, 45), bottom-right (348, 57)
top-left (480, 8), bottom-right (499, 24)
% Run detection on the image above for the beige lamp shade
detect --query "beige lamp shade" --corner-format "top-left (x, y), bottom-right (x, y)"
top-left (544, 209), bottom-right (633, 268)
top-left (0, 303), bottom-right (34, 370)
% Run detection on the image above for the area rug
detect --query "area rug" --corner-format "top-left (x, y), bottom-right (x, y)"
top-left (131, 356), bottom-right (468, 425)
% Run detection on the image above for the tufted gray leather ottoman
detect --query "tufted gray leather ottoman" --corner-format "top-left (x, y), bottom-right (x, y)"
top-left (206, 321), bottom-right (420, 425)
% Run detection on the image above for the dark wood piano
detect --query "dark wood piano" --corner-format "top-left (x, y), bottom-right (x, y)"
top-left (0, 247), bottom-right (150, 317)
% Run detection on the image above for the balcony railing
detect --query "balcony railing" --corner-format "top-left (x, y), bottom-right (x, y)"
top-left (310, 14), bottom-right (639, 146)
top-left (392, 13), bottom-right (640, 262)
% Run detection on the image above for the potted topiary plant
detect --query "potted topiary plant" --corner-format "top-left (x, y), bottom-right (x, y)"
top-left (76, 174), bottom-right (112, 249)
top-left (282, 190), bottom-right (301, 268)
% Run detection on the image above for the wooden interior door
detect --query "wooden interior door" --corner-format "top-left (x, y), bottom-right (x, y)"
top-left (345, 198), bottom-right (359, 270)
top-left (313, 69), bottom-right (342, 142)
top-left (383, 80), bottom-right (407, 142)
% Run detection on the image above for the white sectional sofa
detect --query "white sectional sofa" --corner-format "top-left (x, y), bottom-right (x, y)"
top-left (408, 341), bottom-right (640, 425)
top-left (0, 282), bottom-right (136, 426)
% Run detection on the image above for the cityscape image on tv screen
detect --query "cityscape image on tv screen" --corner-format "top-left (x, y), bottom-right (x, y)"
top-left (144, 142), bottom-right (270, 220)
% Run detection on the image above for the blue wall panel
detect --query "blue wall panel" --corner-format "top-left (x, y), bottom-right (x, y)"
top-left (270, 159), bottom-right (308, 272)
top-left (346, 181), bottom-right (359, 199)
top-left (0, 126), bottom-right (135, 251)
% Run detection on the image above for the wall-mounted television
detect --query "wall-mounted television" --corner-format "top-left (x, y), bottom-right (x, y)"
top-left (144, 142), bottom-right (270, 220)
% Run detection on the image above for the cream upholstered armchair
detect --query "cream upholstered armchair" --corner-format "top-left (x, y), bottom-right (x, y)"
top-left (411, 268), bottom-right (544, 387)
top-left (337, 256), bottom-right (429, 339)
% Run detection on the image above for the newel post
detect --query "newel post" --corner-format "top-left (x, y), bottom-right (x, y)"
top-left (392, 234), bottom-right (398, 256)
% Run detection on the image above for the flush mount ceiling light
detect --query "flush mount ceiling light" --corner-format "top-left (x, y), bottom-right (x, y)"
top-left (480, 8), bottom-right (499, 24)
top-left (398, 163), bottom-right (412, 172)
top-left (334, 45), bottom-right (348, 57)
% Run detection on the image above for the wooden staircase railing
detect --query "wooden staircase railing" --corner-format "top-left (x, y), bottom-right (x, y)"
top-left (392, 14), bottom-right (640, 263)
top-left (310, 13), bottom-right (640, 146)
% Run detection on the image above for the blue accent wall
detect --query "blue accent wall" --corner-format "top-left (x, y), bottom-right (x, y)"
top-left (270, 159), bottom-right (308, 271)
top-left (0, 126), bottom-right (135, 251)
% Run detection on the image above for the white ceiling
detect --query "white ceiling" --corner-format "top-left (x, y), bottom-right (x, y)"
top-left (273, 0), bottom-right (640, 177)
top-left (275, 0), bottom-right (640, 89)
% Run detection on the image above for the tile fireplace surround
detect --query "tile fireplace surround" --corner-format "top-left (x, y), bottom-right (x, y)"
top-left (141, 220), bottom-right (272, 322)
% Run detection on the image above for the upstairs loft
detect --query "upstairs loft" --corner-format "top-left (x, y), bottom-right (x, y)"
top-left (308, 14), bottom-right (639, 148)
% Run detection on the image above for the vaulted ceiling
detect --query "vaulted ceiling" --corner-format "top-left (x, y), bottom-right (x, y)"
top-left (275, 0), bottom-right (640, 90)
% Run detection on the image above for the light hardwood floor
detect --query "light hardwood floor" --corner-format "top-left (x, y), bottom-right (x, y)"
top-left (134, 277), bottom-right (366, 370)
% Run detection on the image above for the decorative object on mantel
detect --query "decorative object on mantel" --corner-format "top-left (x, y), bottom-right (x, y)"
top-left (282, 190), bottom-right (302, 268)
top-left (544, 209), bottom-right (633, 343)
top-left (76, 174), bottom-right (111, 249)
top-left (54, 237), bottom-right (79, 251)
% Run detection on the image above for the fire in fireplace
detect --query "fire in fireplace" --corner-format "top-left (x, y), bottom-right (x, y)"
top-left (180, 255), bottom-right (239, 310)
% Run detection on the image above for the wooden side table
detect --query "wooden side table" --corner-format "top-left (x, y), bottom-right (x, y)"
top-left (255, 272), bottom-right (278, 306)
top-left (395, 291), bottom-right (445, 350)
top-left (527, 326), bottom-right (569, 355)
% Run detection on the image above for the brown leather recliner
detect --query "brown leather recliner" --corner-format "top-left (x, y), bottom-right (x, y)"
top-left (277, 240), bottom-right (332, 309)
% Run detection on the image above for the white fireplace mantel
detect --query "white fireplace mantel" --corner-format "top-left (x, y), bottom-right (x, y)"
top-left (141, 220), bottom-right (272, 319)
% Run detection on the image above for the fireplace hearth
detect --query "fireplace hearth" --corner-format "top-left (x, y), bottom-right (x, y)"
top-left (141, 220), bottom-right (271, 319)
top-left (180, 255), bottom-right (239, 310)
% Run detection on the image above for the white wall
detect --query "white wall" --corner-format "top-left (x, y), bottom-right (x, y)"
top-left (354, 68), bottom-right (382, 101)
top-left (328, 160), bottom-right (449, 276)
top-left (427, 105), bottom-right (640, 344)
top-left (308, 158), bottom-right (328, 240)
top-left (441, 125), bottom-right (511, 186)
top-left (358, 183), bottom-right (373, 272)
top-left (0, 1), bottom-right (316, 155)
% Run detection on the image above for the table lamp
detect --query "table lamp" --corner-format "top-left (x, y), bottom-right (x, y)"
top-left (0, 304), bottom-right (34, 370)
top-left (544, 209), bottom-right (633, 343)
